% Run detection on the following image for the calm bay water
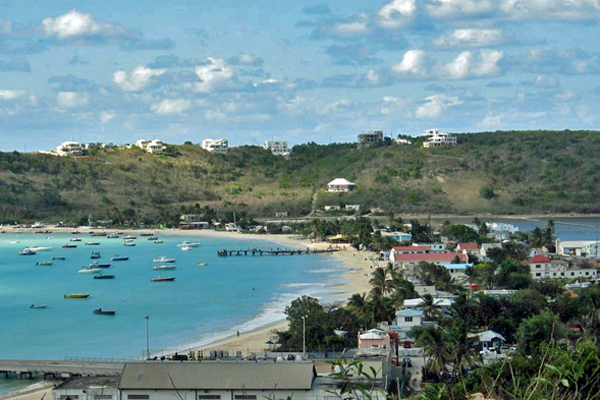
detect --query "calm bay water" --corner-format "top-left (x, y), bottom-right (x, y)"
top-left (0, 232), bottom-right (347, 365)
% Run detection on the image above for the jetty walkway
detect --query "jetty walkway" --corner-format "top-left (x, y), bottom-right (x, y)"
top-left (0, 360), bottom-right (124, 379)
top-left (217, 248), bottom-right (338, 257)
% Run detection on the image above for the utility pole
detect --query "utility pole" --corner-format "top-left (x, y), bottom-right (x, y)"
top-left (302, 316), bottom-right (306, 358)
top-left (145, 316), bottom-right (150, 359)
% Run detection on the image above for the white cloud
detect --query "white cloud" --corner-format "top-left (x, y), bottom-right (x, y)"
top-left (416, 94), bottom-right (462, 118)
top-left (100, 110), bottom-right (116, 124)
top-left (500, 0), bottom-right (600, 20)
top-left (0, 90), bottom-right (26, 100)
top-left (365, 69), bottom-right (382, 84)
top-left (392, 50), bottom-right (426, 76)
top-left (444, 51), bottom-right (472, 79)
top-left (556, 90), bottom-right (576, 100)
top-left (377, 0), bottom-right (416, 28)
top-left (151, 98), bottom-right (192, 115)
top-left (473, 49), bottom-right (503, 76)
top-left (434, 29), bottom-right (503, 48)
top-left (113, 66), bottom-right (166, 92)
top-left (529, 75), bottom-right (560, 88)
top-left (57, 91), bottom-right (89, 108)
top-left (42, 10), bottom-right (125, 39)
top-left (383, 96), bottom-right (399, 102)
top-left (425, 0), bottom-right (495, 18)
top-left (194, 58), bottom-right (234, 93)
top-left (327, 19), bottom-right (370, 37)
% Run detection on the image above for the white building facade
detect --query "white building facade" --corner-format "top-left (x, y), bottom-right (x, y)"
top-left (202, 138), bottom-right (229, 153)
top-left (422, 129), bottom-right (457, 148)
top-left (56, 141), bottom-right (84, 156)
top-left (263, 140), bottom-right (289, 156)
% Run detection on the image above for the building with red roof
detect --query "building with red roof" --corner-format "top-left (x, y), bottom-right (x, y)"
top-left (390, 252), bottom-right (468, 267)
top-left (457, 242), bottom-right (479, 253)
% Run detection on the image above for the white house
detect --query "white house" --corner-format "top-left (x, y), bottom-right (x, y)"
top-left (56, 141), bottom-right (84, 156)
top-left (413, 243), bottom-right (446, 253)
top-left (136, 139), bottom-right (166, 154)
top-left (325, 178), bottom-right (356, 193)
top-left (202, 138), bottom-right (229, 153)
top-left (53, 377), bottom-right (120, 400)
top-left (440, 263), bottom-right (472, 281)
top-left (263, 140), bottom-right (289, 156)
top-left (380, 309), bottom-right (424, 339)
top-left (358, 130), bottom-right (384, 145)
top-left (403, 297), bottom-right (454, 313)
top-left (556, 240), bottom-right (588, 256)
top-left (525, 255), bottom-right (599, 280)
top-left (422, 129), bottom-right (457, 148)
top-left (381, 231), bottom-right (412, 242)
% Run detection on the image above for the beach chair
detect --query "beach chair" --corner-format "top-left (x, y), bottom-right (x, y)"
top-left (235, 351), bottom-right (242, 359)
top-left (223, 351), bottom-right (229, 358)
top-left (209, 350), bottom-right (216, 359)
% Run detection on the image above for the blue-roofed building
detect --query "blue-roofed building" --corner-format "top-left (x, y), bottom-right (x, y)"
top-left (440, 263), bottom-right (472, 281)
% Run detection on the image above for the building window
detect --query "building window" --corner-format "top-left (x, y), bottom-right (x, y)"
top-left (235, 396), bottom-right (257, 400)
top-left (553, 273), bottom-right (556, 276)
top-left (198, 396), bottom-right (221, 400)
top-left (571, 273), bottom-right (574, 276)
top-left (536, 273), bottom-right (541, 277)
top-left (405, 317), bottom-right (413, 322)
top-left (128, 396), bottom-right (150, 400)
top-left (94, 396), bottom-right (113, 400)
top-left (585, 272), bottom-right (589, 276)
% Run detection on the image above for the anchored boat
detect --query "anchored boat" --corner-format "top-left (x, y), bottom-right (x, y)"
top-left (93, 308), bottom-right (116, 315)
top-left (151, 276), bottom-right (175, 282)
top-left (64, 294), bottom-right (90, 299)
top-left (153, 256), bottom-right (176, 263)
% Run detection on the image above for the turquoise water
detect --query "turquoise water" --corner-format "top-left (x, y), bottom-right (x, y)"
top-left (0, 232), bottom-right (347, 364)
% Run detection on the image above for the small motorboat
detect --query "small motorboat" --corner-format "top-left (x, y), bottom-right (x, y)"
top-left (107, 233), bottom-right (120, 239)
top-left (91, 251), bottom-right (101, 259)
top-left (154, 240), bottom-right (164, 244)
top-left (91, 232), bottom-right (107, 237)
top-left (62, 244), bottom-right (77, 248)
top-left (154, 265), bottom-right (177, 270)
top-left (123, 242), bottom-right (136, 247)
top-left (140, 233), bottom-right (154, 237)
top-left (180, 245), bottom-right (193, 251)
top-left (94, 308), bottom-right (116, 315)
top-left (64, 294), bottom-right (90, 299)
top-left (78, 267), bottom-right (102, 274)
top-left (124, 235), bottom-right (137, 240)
top-left (86, 241), bottom-right (100, 246)
top-left (96, 263), bottom-right (111, 268)
top-left (94, 274), bottom-right (115, 280)
top-left (196, 262), bottom-right (208, 267)
top-left (71, 231), bottom-right (80, 235)
top-left (36, 261), bottom-right (53, 266)
top-left (53, 256), bottom-right (66, 261)
top-left (153, 256), bottom-right (176, 263)
top-left (70, 237), bottom-right (82, 242)
top-left (151, 276), bottom-right (175, 282)
top-left (28, 246), bottom-right (52, 252)
top-left (111, 256), bottom-right (129, 261)
top-left (30, 304), bottom-right (48, 309)
top-left (19, 248), bottom-right (36, 255)
top-left (177, 241), bottom-right (200, 248)
top-left (147, 236), bottom-right (158, 240)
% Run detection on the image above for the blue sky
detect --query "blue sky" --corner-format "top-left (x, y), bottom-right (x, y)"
top-left (1, 0), bottom-right (600, 151)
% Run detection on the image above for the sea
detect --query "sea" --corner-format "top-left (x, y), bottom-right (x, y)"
top-left (2, 217), bottom-right (600, 395)
top-left (0, 231), bottom-right (348, 394)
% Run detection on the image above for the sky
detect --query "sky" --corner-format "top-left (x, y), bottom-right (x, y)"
top-left (1, 0), bottom-right (600, 151)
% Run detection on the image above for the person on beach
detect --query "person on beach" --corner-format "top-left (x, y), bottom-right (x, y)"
top-left (237, 331), bottom-right (240, 337)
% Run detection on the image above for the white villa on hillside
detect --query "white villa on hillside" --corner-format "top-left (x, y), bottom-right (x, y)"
top-left (202, 138), bottom-right (228, 153)
top-left (263, 140), bottom-right (289, 156)
top-left (136, 139), bottom-right (166, 154)
top-left (326, 178), bottom-right (356, 192)
top-left (56, 141), bottom-right (84, 156)
top-left (422, 129), bottom-right (457, 148)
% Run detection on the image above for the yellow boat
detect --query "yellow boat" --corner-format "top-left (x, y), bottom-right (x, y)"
top-left (64, 294), bottom-right (91, 299)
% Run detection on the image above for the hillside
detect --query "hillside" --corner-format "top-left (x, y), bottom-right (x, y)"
top-left (1, 130), bottom-right (600, 224)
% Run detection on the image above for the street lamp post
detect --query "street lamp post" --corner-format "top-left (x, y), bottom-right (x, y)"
top-left (145, 316), bottom-right (150, 360)
top-left (301, 316), bottom-right (306, 358)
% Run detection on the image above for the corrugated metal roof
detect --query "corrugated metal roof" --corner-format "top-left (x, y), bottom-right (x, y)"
top-left (118, 362), bottom-right (315, 390)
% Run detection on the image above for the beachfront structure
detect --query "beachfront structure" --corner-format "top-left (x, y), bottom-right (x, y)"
top-left (390, 245), bottom-right (431, 259)
top-left (381, 231), bottom-right (412, 242)
top-left (422, 129), bottom-right (457, 148)
top-left (263, 140), bottom-right (289, 156)
top-left (202, 138), bottom-right (228, 153)
top-left (56, 141), bottom-right (84, 156)
top-left (389, 251), bottom-right (467, 265)
top-left (525, 255), bottom-right (599, 280)
top-left (325, 178), bottom-right (356, 193)
top-left (358, 130), bottom-right (384, 145)
top-left (53, 377), bottom-right (120, 400)
top-left (180, 214), bottom-right (210, 229)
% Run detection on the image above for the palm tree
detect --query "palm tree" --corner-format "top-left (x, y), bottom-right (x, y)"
top-left (418, 294), bottom-right (442, 321)
top-left (417, 326), bottom-right (453, 377)
top-left (346, 292), bottom-right (372, 328)
top-left (369, 267), bottom-right (390, 296)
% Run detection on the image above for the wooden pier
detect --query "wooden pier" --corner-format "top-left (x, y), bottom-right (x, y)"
top-left (0, 360), bottom-right (125, 379)
top-left (217, 248), bottom-right (338, 257)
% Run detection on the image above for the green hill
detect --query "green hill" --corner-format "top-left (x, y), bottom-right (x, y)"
top-left (2, 130), bottom-right (600, 224)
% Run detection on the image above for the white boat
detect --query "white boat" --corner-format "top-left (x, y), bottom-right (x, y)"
top-left (30, 304), bottom-right (48, 309)
top-left (180, 245), bottom-right (193, 251)
top-left (123, 242), bottom-right (136, 247)
top-left (154, 240), bottom-right (164, 244)
top-left (154, 265), bottom-right (177, 270)
top-left (196, 262), bottom-right (208, 267)
top-left (107, 233), bottom-right (120, 238)
top-left (19, 248), bottom-right (36, 256)
top-left (78, 267), bottom-right (102, 274)
top-left (177, 241), bottom-right (200, 248)
top-left (86, 241), bottom-right (100, 246)
top-left (27, 246), bottom-right (52, 252)
top-left (124, 235), bottom-right (137, 240)
top-left (153, 256), bottom-right (176, 263)
top-left (70, 237), bottom-right (82, 242)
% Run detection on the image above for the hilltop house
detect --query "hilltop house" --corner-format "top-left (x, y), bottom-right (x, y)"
top-left (56, 141), bottom-right (84, 156)
top-left (325, 178), bottom-right (356, 193)
top-left (202, 138), bottom-right (229, 153)
top-left (358, 130), bottom-right (384, 145)
top-left (470, 330), bottom-right (506, 353)
top-left (263, 140), bottom-right (289, 156)
top-left (457, 242), bottom-right (479, 254)
top-left (525, 255), bottom-right (598, 280)
top-left (136, 139), bottom-right (166, 154)
top-left (422, 129), bottom-right (457, 148)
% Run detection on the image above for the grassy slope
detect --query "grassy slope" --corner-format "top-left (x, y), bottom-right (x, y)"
top-left (1, 130), bottom-right (600, 222)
